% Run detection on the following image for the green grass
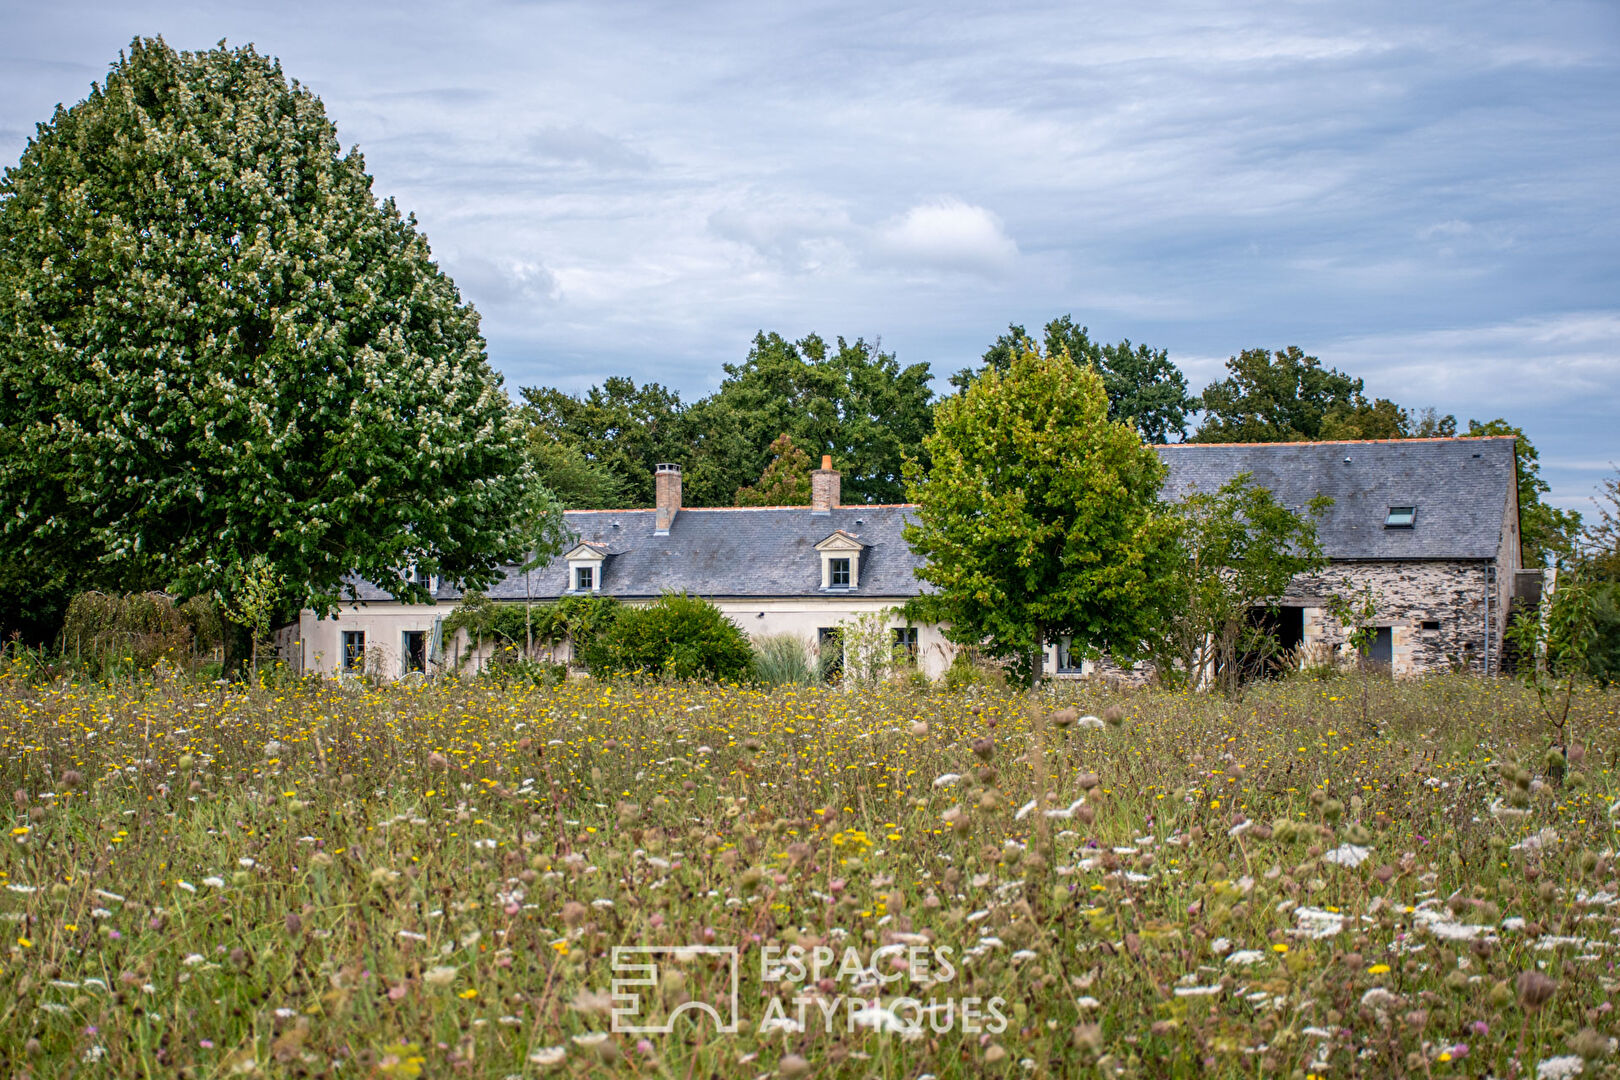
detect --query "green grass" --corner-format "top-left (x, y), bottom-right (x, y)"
top-left (1, 664), bottom-right (1616, 1078)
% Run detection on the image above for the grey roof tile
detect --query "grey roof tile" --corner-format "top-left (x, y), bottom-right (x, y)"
top-left (1156, 436), bottom-right (1516, 560)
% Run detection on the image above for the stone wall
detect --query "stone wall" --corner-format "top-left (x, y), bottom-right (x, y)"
top-left (1052, 557), bottom-right (1499, 684)
top-left (1289, 559), bottom-right (1494, 676)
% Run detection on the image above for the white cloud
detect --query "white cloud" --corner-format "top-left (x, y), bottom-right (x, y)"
top-left (875, 198), bottom-right (1018, 275)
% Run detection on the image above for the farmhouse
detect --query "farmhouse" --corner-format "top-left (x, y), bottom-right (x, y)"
top-left (277, 436), bottom-right (1533, 681)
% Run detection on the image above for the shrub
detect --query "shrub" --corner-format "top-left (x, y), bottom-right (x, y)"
top-left (943, 647), bottom-right (1007, 691)
top-left (580, 593), bottom-right (753, 682)
top-left (752, 634), bottom-right (817, 686)
top-left (58, 591), bottom-right (220, 675)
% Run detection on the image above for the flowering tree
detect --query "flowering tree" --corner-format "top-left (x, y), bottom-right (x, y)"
top-left (0, 38), bottom-right (552, 669)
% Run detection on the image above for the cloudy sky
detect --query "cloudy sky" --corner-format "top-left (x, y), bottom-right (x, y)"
top-left (3, 1), bottom-right (1617, 511)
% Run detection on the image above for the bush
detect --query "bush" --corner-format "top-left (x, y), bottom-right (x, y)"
top-left (580, 593), bottom-right (753, 682)
top-left (752, 634), bottom-right (817, 686)
top-left (445, 592), bottom-right (620, 668)
top-left (943, 647), bottom-right (1007, 691)
top-left (58, 591), bottom-right (221, 675)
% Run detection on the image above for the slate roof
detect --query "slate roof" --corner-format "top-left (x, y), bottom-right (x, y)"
top-left (1156, 436), bottom-right (1517, 560)
top-left (340, 437), bottom-right (1517, 604)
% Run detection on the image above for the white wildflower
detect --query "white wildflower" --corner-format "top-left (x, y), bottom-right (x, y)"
top-left (1173, 984), bottom-right (1223, 997)
top-left (932, 773), bottom-right (963, 789)
top-left (1536, 1055), bottom-right (1585, 1079)
top-left (529, 1046), bottom-right (567, 1066)
top-left (1321, 844), bottom-right (1371, 867)
top-left (1226, 950), bottom-right (1266, 966)
top-left (202, 876), bottom-right (225, 889)
top-left (1076, 715), bottom-right (1105, 729)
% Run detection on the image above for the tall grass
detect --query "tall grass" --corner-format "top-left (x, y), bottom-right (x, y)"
top-left (0, 663), bottom-right (1615, 1077)
top-left (750, 633), bottom-right (818, 685)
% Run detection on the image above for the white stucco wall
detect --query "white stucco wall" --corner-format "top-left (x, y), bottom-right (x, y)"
top-left (281, 596), bottom-right (959, 680)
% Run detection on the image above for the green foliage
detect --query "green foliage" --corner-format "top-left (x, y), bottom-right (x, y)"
top-left (520, 378), bottom-right (691, 508)
top-left (1507, 568), bottom-right (1602, 739)
top-left (442, 591), bottom-right (620, 666)
top-left (906, 342), bottom-right (1180, 685)
top-left (525, 435), bottom-right (627, 510)
top-left (1464, 418), bottom-right (1581, 566)
top-left (521, 331), bottom-right (934, 508)
top-left (1154, 474), bottom-right (1331, 695)
top-left (750, 634), bottom-right (817, 686)
top-left (962, 315), bottom-right (1196, 443)
top-left (734, 434), bottom-right (813, 507)
top-left (220, 555), bottom-right (284, 672)
top-left (58, 590), bottom-right (220, 674)
top-left (1192, 346), bottom-right (1452, 444)
top-left (578, 592), bottom-right (752, 681)
top-left (696, 331), bottom-right (935, 505)
top-left (0, 38), bottom-right (545, 628)
top-left (1585, 467), bottom-right (1620, 583)
top-left (838, 609), bottom-right (908, 686)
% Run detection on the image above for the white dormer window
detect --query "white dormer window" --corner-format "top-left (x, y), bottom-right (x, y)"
top-left (563, 541), bottom-right (607, 593)
top-left (814, 530), bottom-right (866, 590)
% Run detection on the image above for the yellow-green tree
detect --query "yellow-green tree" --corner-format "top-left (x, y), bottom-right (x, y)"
top-left (905, 344), bottom-right (1179, 685)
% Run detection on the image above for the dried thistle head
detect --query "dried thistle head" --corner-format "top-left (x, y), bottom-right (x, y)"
top-left (1515, 970), bottom-right (1557, 1011)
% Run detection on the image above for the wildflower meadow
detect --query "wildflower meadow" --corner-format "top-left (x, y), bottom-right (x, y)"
top-left (1, 665), bottom-right (1617, 1078)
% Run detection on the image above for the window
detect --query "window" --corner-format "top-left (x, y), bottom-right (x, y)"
top-left (342, 630), bottom-right (366, 673)
top-left (1421, 620), bottom-right (1440, 632)
top-left (402, 630), bottom-right (427, 674)
top-left (1385, 506), bottom-right (1416, 528)
top-left (1056, 636), bottom-right (1082, 673)
top-left (829, 557), bottom-right (851, 587)
top-left (818, 627), bottom-right (844, 682)
top-left (574, 565), bottom-right (594, 591)
top-left (893, 626), bottom-right (919, 662)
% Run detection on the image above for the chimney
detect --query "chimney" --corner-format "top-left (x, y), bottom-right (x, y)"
top-left (811, 455), bottom-right (840, 514)
top-left (654, 463), bottom-right (681, 534)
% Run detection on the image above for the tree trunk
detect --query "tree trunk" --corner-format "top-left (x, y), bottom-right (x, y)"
top-left (220, 618), bottom-right (253, 682)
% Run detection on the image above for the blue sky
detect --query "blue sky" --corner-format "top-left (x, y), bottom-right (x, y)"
top-left (3, 1), bottom-right (1617, 512)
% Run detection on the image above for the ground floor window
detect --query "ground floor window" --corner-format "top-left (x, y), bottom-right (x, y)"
top-left (342, 630), bottom-right (366, 672)
top-left (402, 630), bottom-right (427, 674)
top-left (1056, 636), bottom-right (1082, 673)
top-left (893, 626), bottom-right (919, 662)
top-left (817, 626), bottom-right (844, 682)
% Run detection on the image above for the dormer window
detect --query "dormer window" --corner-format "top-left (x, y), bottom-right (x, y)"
top-left (1385, 506), bottom-right (1417, 529)
top-left (563, 541), bottom-right (607, 593)
top-left (814, 530), bottom-right (866, 590)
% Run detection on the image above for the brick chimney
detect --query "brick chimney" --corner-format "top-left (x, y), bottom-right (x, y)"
top-left (654, 463), bottom-right (681, 534)
top-left (811, 455), bottom-right (840, 514)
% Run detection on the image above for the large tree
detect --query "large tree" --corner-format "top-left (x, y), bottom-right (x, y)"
top-left (905, 342), bottom-right (1180, 685)
top-left (693, 331), bottom-right (935, 504)
top-left (959, 316), bottom-right (1196, 443)
top-left (523, 331), bottom-right (935, 508)
top-left (1464, 418), bottom-right (1580, 566)
top-left (0, 38), bottom-right (549, 662)
top-left (1191, 345), bottom-right (1457, 444)
top-left (520, 377), bottom-right (691, 508)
